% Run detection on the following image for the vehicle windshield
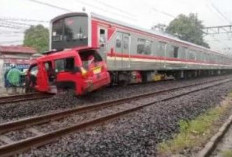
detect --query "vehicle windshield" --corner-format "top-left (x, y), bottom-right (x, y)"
top-left (78, 50), bottom-right (103, 70)
top-left (52, 15), bottom-right (88, 49)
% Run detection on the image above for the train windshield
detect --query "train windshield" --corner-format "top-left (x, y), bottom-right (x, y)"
top-left (52, 15), bottom-right (88, 50)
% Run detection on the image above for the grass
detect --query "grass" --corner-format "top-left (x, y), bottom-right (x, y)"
top-left (157, 93), bottom-right (232, 156)
top-left (221, 150), bottom-right (232, 157)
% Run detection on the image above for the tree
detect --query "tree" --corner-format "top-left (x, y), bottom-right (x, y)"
top-left (166, 13), bottom-right (209, 48)
top-left (23, 25), bottom-right (49, 53)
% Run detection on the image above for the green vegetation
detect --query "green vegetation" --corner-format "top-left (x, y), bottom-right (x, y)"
top-left (166, 13), bottom-right (209, 48)
top-left (157, 96), bottom-right (231, 155)
top-left (23, 24), bottom-right (49, 53)
top-left (221, 150), bottom-right (232, 157)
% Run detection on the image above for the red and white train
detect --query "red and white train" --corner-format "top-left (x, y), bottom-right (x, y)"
top-left (26, 12), bottom-right (232, 95)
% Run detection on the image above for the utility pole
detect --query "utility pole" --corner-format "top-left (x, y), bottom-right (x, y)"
top-left (203, 25), bottom-right (232, 35)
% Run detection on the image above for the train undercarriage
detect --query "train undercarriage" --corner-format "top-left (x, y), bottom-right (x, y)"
top-left (109, 69), bottom-right (232, 86)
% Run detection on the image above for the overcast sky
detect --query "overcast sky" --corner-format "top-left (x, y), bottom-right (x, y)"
top-left (0, 0), bottom-right (231, 53)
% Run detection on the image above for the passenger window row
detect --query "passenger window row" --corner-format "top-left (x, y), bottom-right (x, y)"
top-left (114, 31), bottom-right (229, 64)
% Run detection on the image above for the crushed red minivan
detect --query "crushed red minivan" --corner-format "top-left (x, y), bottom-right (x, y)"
top-left (26, 47), bottom-right (111, 95)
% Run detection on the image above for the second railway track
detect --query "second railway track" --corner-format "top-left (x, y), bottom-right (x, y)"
top-left (0, 78), bottom-right (231, 156)
top-left (0, 93), bottom-right (53, 105)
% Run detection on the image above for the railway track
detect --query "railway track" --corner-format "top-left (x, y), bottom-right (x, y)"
top-left (0, 78), bottom-right (231, 156)
top-left (0, 93), bottom-right (53, 105)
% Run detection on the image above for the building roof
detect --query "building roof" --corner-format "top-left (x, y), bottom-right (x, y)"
top-left (0, 45), bottom-right (37, 54)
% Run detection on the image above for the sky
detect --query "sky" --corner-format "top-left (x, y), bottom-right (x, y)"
top-left (0, 0), bottom-right (231, 54)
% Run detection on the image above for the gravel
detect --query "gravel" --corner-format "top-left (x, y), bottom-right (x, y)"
top-left (0, 75), bottom-right (230, 124)
top-left (5, 79), bottom-right (227, 137)
top-left (0, 140), bottom-right (6, 147)
top-left (4, 130), bottom-right (35, 141)
top-left (18, 79), bottom-right (232, 156)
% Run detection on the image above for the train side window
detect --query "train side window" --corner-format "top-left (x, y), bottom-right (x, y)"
top-left (203, 53), bottom-right (207, 61)
top-left (178, 47), bottom-right (186, 59)
top-left (157, 41), bottom-right (166, 57)
top-left (137, 38), bottom-right (145, 54)
top-left (52, 19), bottom-right (63, 42)
top-left (196, 51), bottom-right (201, 61)
top-left (183, 48), bottom-right (187, 59)
top-left (193, 51), bottom-right (197, 60)
top-left (123, 36), bottom-right (129, 49)
top-left (99, 28), bottom-right (107, 47)
top-left (152, 40), bottom-right (158, 56)
top-left (144, 40), bottom-right (152, 55)
top-left (188, 49), bottom-right (195, 60)
top-left (173, 46), bottom-right (179, 58)
top-left (166, 45), bottom-right (174, 58)
top-left (205, 54), bottom-right (209, 62)
top-left (202, 52), bottom-right (205, 61)
top-left (191, 52), bottom-right (196, 60)
top-left (115, 32), bottom-right (122, 52)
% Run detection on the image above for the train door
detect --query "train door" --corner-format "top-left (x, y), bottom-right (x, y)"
top-left (122, 33), bottom-right (130, 69)
top-left (115, 32), bottom-right (130, 69)
top-left (98, 27), bottom-right (108, 59)
top-left (36, 62), bottom-right (49, 92)
top-left (115, 32), bottom-right (123, 69)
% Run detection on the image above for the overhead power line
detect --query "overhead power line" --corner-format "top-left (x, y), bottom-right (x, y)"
top-left (30, 0), bottom-right (135, 21)
top-left (29, 0), bottom-right (71, 12)
top-left (151, 8), bottom-right (175, 19)
top-left (0, 17), bottom-right (49, 23)
top-left (203, 25), bottom-right (232, 35)
top-left (0, 24), bottom-right (27, 30)
top-left (0, 34), bottom-right (24, 37)
top-left (209, 1), bottom-right (232, 24)
top-left (0, 20), bottom-right (33, 27)
top-left (0, 30), bottom-right (24, 34)
top-left (94, 0), bottom-right (136, 17)
top-left (0, 22), bottom-right (29, 29)
top-left (74, 0), bottom-right (135, 20)
top-left (0, 40), bottom-right (23, 44)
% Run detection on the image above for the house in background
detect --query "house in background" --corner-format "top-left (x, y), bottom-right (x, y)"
top-left (0, 45), bottom-right (37, 87)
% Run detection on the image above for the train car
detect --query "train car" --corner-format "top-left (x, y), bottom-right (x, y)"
top-left (27, 12), bottom-right (232, 95)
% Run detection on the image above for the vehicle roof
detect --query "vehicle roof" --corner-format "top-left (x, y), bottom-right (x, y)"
top-left (34, 46), bottom-right (98, 62)
top-left (51, 12), bottom-right (88, 23)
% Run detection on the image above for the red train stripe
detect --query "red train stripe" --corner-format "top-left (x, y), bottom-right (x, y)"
top-left (107, 52), bottom-right (229, 65)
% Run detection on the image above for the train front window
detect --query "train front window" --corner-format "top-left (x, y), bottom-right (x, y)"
top-left (52, 14), bottom-right (88, 49)
top-left (63, 16), bottom-right (88, 41)
top-left (52, 19), bottom-right (63, 42)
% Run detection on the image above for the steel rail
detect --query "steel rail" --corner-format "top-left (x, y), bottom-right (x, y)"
top-left (0, 78), bottom-right (227, 134)
top-left (0, 78), bottom-right (230, 156)
top-left (0, 93), bottom-right (53, 105)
